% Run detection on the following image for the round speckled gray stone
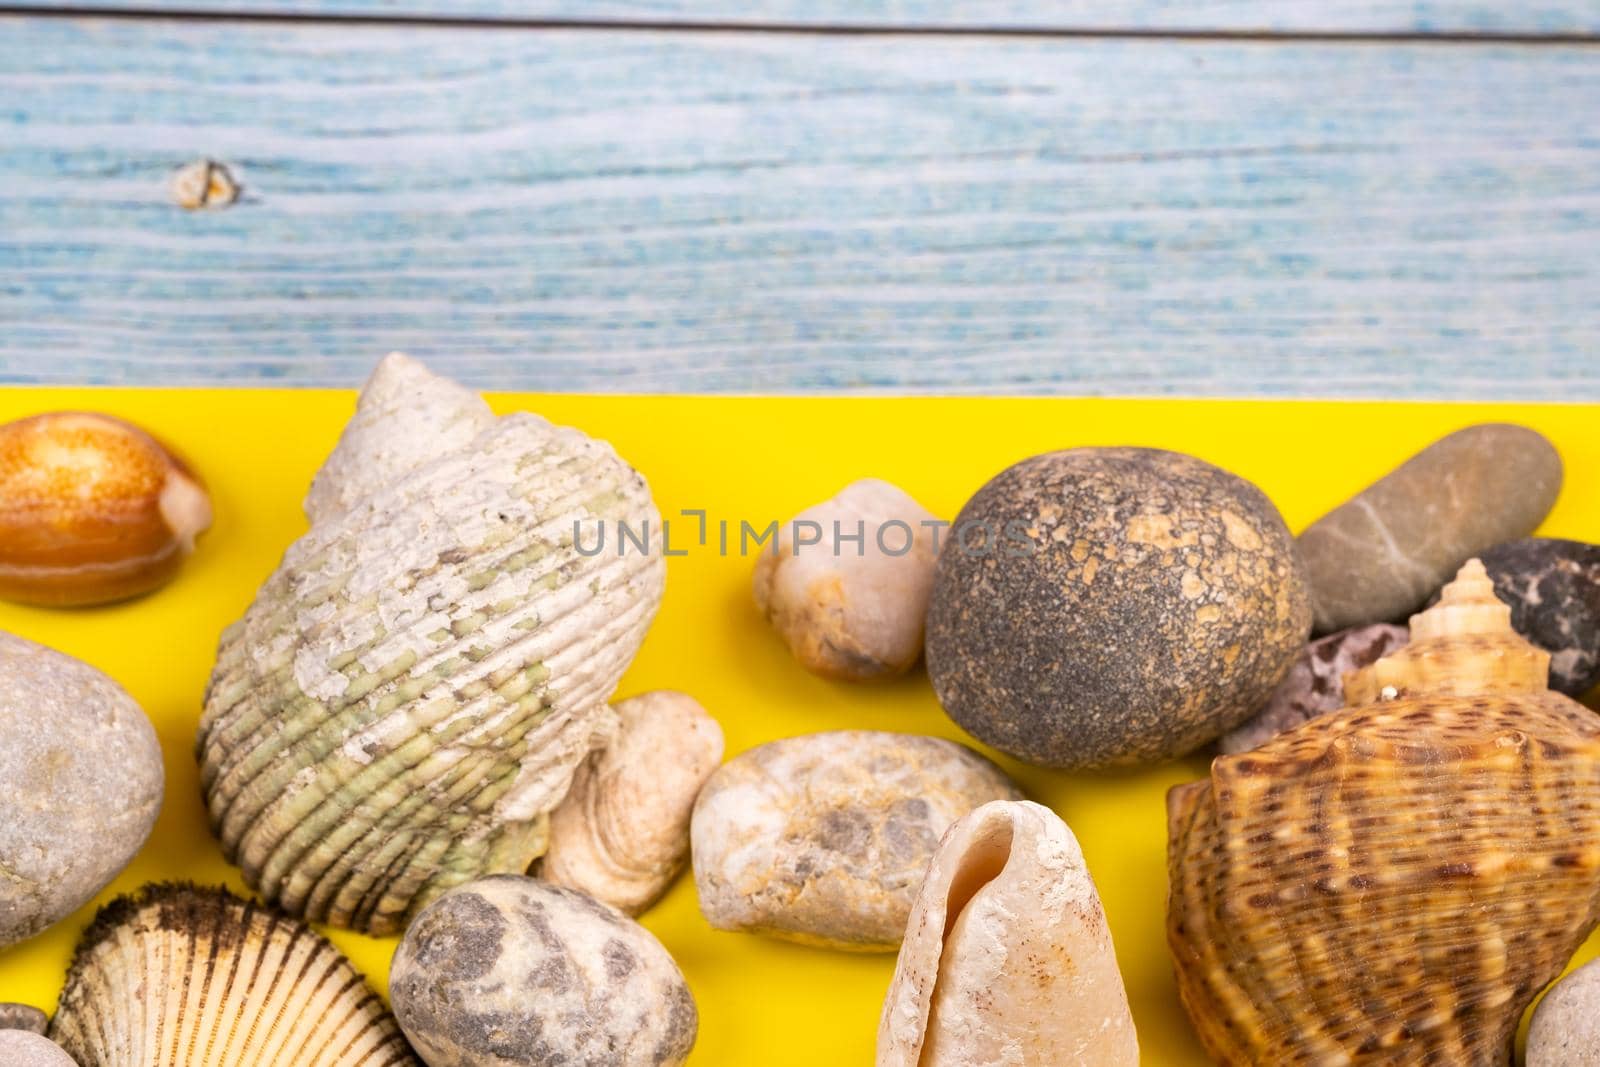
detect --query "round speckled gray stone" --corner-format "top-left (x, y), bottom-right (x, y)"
top-left (390, 875), bottom-right (696, 1067)
top-left (1476, 538), bottom-right (1600, 696)
top-left (1298, 424), bottom-right (1562, 633)
top-left (1528, 958), bottom-right (1600, 1066)
top-left (0, 632), bottom-right (163, 950)
top-left (0, 1031), bottom-right (77, 1066)
top-left (925, 447), bottom-right (1311, 769)
top-left (0, 1003), bottom-right (47, 1034)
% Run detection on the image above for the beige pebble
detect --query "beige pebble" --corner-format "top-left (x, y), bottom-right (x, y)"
top-left (0, 1031), bottom-right (77, 1066)
top-left (754, 479), bottom-right (939, 681)
top-left (1529, 958), bottom-right (1600, 1067)
top-left (0, 633), bottom-right (163, 951)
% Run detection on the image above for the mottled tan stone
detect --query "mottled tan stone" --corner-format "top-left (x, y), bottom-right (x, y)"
top-left (690, 731), bottom-right (1021, 951)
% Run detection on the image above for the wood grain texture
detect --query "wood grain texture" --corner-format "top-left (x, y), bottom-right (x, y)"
top-left (4, 1), bottom-right (1600, 35)
top-left (1, 16), bottom-right (1598, 395)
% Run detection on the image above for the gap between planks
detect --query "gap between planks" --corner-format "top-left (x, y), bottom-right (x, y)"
top-left (2, 4), bottom-right (1599, 44)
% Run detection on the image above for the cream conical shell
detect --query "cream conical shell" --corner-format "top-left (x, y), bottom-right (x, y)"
top-left (877, 800), bottom-right (1138, 1067)
top-left (50, 883), bottom-right (418, 1067)
top-left (198, 354), bottom-right (664, 934)
top-left (1168, 559), bottom-right (1600, 1065)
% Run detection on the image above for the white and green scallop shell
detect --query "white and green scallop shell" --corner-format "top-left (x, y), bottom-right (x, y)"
top-left (198, 354), bottom-right (665, 935)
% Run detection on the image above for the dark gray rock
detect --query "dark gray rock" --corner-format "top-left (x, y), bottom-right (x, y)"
top-left (1474, 538), bottom-right (1600, 696)
top-left (1218, 624), bottom-right (1408, 754)
top-left (390, 876), bottom-right (696, 1067)
top-left (0, 1003), bottom-right (47, 1034)
top-left (0, 632), bottom-right (163, 950)
top-left (925, 447), bottom-right (1310, 769)
top-left (1298, 424), bottom-right (1562, 633)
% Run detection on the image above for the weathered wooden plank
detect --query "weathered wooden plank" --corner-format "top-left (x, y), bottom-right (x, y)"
top-left (3, 1), bottom-right (1599, 36)
top-left (1, 17), bottom-right (1598, 395)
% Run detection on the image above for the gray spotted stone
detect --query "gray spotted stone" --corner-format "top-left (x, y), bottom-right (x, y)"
top-left (0, 1031), bottom-right (76, 1066)
top-left (0, 1003), bottom-right (47, 1034)
top-left (926, 447), bottom-right (1310, 769)
top-left (1476, 538), bottom-right (1600, 697)
top-left (1219, 624), bottom-right (1409, 754)
top-left (390, 875), bottom-right (696, 1067)
top-left (1528, 958), bottom-right (1600, 1067)
top-left (0, 632), bottom-right (163, 950)
top-left (1298, 424), bottom-right (1562, 633)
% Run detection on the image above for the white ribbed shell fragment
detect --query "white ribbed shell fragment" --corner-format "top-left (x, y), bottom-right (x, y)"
top-left (198, 354), bottom-right (665, 934)
top-left (540, 690), bottom-right (723, 915)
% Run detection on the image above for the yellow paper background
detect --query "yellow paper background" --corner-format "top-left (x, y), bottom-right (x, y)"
top-left (0, 389), bottom-right (1595, 1065)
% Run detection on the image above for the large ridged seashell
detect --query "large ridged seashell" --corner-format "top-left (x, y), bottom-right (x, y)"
top-left (198, 354), bottom-right (665, 934)
top-left (877, 800), bottom-right (1139, 1066)
top-left (1168, 559), bottom-right (1600, 1065)
top-left (49, 883), bottom-right (419, 1066)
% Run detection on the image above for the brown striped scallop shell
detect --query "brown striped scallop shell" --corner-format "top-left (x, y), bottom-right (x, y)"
top-left (49, 884), bottom-right (418, 1067)
top-left (1168, 559), bottom-right (1600, 1065)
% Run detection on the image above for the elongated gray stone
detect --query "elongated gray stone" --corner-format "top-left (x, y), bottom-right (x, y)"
top-left (1297, 424), bottom-right (1562, 633)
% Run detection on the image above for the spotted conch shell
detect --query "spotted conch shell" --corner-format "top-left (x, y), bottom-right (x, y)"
top-left (1168, 559), bottom-right (1600, 1065)
top-left (198, 354), bottom-right (664, 934)
top-left (50, 883), bottom-right (419, 1066)
top-left (877, 799), bottom-right (1139, 1066)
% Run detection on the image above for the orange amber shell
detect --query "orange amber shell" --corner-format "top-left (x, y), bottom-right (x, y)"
top-left (0, 412), bottom-right (211, 606)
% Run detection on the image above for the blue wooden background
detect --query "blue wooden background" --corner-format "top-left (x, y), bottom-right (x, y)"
top-left (1, 3), bottom-right (1597, 395)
